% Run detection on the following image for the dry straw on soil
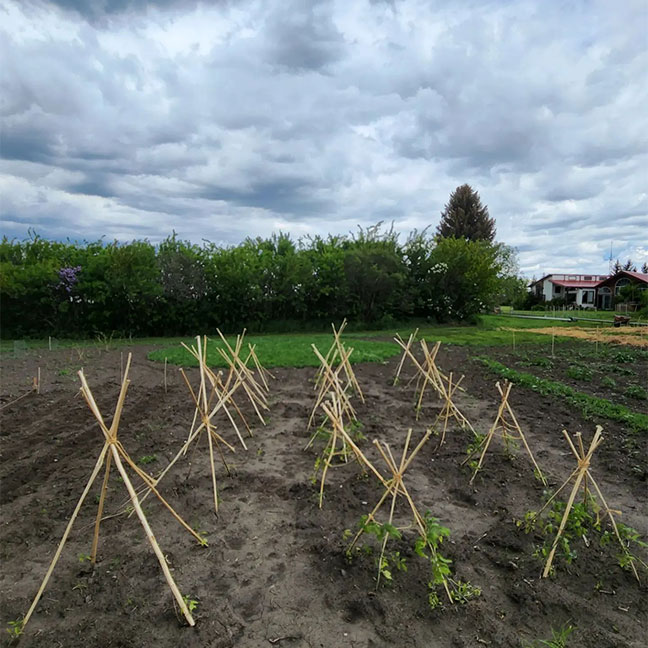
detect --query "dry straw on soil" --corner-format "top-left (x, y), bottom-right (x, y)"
top-left (505, 326), bottom-right (648, 347)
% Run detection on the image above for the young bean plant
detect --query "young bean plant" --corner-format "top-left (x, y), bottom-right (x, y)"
top-left (346, 511), bottom-right (480, 610)
top-left (519, 494), bottom-right (647, 576)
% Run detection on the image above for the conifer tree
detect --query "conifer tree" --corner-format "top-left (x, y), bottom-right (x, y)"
top-left (436, 184), bottom-right (496, 243)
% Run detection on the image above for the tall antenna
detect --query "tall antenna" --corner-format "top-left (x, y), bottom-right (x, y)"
top-left (608, 241), bottom-right (613, 274)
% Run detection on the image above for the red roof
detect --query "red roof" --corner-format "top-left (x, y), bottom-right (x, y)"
top-left (549, 279), bottom-right (600, 288)
top-left (596, 271), bottom-right (648, 288)
top-left (623, 271), bottom-right (648, 283)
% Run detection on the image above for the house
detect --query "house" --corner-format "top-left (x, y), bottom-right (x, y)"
top-left (594, 270), bottom-right (648, 311)
top-left (529, 274), bottom-right (608, 309)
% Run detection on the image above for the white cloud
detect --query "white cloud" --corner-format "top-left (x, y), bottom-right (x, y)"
top-left (1, 0), bottom-right (646, 276)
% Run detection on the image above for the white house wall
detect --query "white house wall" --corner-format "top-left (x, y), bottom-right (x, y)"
top-left (542, 279), bottom-right (553, 301)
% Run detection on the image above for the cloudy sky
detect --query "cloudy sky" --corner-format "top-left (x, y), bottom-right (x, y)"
top-left (1, 0), bottom-right (646, 276)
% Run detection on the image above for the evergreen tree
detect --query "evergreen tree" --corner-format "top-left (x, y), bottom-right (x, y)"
top-left (623, 259), bottom-right (636, 271)
top-left (642, 262), bottom-right (648, 274)
top-left (436, 184), bottom-right (496, 242)
top-left (612, 259), bottom-right (623, 274)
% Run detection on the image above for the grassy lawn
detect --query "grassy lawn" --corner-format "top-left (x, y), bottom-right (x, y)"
top-left (382, 314), bottom-right (601, 347)
top-left (148, 334), bottom-right (400, 368)
top-left (509, 309), bottom-right (647, 323)
top-left (1, 314), bottom-right (617, 365)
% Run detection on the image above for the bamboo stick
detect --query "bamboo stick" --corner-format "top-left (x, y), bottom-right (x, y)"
top-left (392, 329), bottom-right (419, 385)
top-left (91, 452), bottom-right (112, 564)
top-left (465, 381), bottom-right (544, 484)
top-left (21, 445), bottom-right (109, 630)
top-left (346, 428), bottom-right (454, 603)
top-left (0, 389), bottom-right (34, 411)
top-left (109, 442), bottom-right (195, 624)
top-left (75, 358), bottom-right (198, 625)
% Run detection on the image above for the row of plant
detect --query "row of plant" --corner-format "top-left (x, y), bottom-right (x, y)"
top-left (512, 349), bottom-right (648, 401)
top-left (476, 357), bottom-right (648, 432)
top-left (0, 226), bottom-right (522, 338)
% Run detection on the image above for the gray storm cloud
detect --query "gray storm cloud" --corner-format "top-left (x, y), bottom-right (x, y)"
top-left (1, 0), bottom-right (647, 274)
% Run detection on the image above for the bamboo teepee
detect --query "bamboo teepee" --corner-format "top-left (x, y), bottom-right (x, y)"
top-left (464, 381), bottom-right (545, 485)
top-left (536, 426), bottom-right (639, 580)
top-left (19, 355), bottom-right (200, 634)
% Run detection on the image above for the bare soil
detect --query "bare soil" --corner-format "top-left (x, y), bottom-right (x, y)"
top-left (1, 342), bottom-right (646, 648)
top-left (483, 342), bottom-right (648, 414)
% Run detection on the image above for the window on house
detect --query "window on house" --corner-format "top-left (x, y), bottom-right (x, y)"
top-left (615, 278), bottom-right (630, 295)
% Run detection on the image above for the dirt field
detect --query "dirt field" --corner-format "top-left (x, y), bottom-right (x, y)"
top-left (483, 343), bottom-right (648, 416)
top-left (1, 342), bottom-right (646, 647)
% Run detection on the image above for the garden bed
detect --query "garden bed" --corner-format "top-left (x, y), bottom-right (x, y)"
top-left (1, 340), bottom-right (646, 647)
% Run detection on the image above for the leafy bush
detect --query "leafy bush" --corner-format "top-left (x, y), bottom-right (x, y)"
top-left (1, 227), bottom-right (521, 337)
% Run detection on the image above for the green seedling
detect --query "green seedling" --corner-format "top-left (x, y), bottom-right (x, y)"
top-left (182, 595), bottom-right (199, 613)
top-left (6, 619), bottom-right (24, 640)
top-left (523, 622), bottom-right (575, 648)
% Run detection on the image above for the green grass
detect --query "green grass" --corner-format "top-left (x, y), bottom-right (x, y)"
top-left (477, 357), bottom-right (648, 432)
top-left (511, 309), bottom-right (617, 321)
top-left (386, 315), bottom-right (597, 347)
top-left (148, 316), bottom-right (596, 367)
top-left (1, 314), bottom-right (608, 359)
top-left (148, 334), bottom-right (400, 368)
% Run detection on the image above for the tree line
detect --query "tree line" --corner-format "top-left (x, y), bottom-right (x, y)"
top-left (1, 184), bottom-right (527, 338)
top-left (0, 227), bottom-right (523, 338)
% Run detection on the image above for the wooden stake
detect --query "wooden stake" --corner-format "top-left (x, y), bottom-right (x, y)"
top-left (392, 329), bottom-right (419, 385)
top-left (539, 426), bottom-right (638, 580)
top-left (346, 428), bottom-right (453, 602)
top-left (22, 445), bottom-right (110, 630)
top-left (464, 382), bottom-right (545, 485)
top-left (20, 356), bottom-right (200, 634)
top-left (308, 343), bottom-right (357, 430)
top-left (164, 357), bottom-right (168, 393)
top-left (433, 372), bottom-right (474, 444)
